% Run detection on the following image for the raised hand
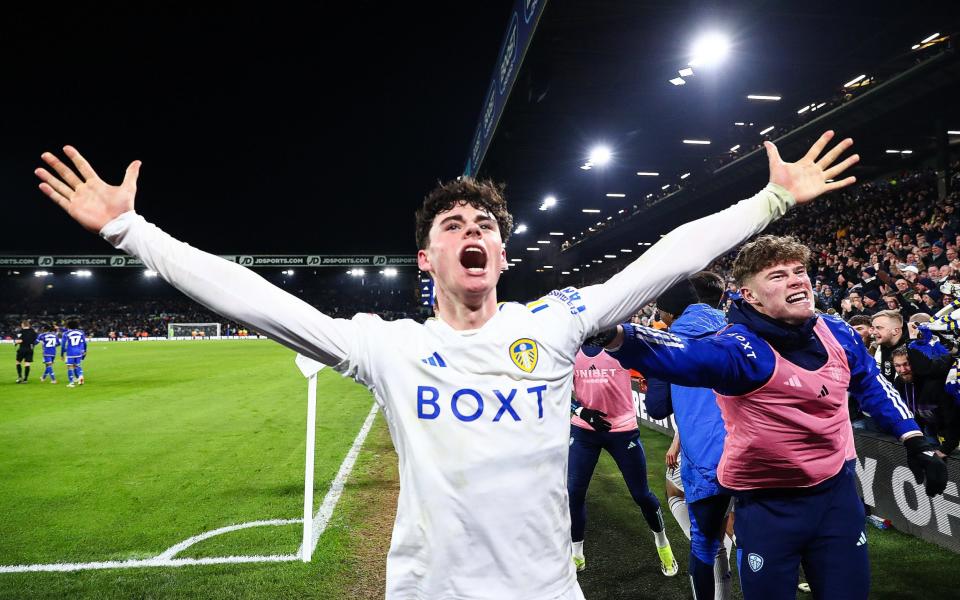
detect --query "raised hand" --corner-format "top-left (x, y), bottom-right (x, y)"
top-left (765, 130), bottom-right (859, 205)
top-left (35, 146), bottom-right (141, 234)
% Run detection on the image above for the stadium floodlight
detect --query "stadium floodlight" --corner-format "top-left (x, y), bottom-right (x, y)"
top-left (734, 122), bottom-right (745, 126)
top-left (885, 149), bottom-right (901, 154)
top-left (814, 102), bottom-right (826, 110)
top-left (683, 139), bottom-right (711, 144)
top-left (680, 172), bottom-right (691, 179)
top-left (620, 249), bottom-right (632, 253)
top-left (543, 265), bottom-right (553, 269)
top-left (606, 216), bottom-right (612, 220)
top-left (669, 77), bottom-right (686, 86)
top-left (911, 44), bottom-right (921, 50)
top-left (948, 131), bottom-right (960, 135)
top-left (901, 150), bottom-right (913, 155)
top-left (549, 231), bottom-right (564, 236)
top-left (604, 254), bottom-right (617, 259)
top-left (573, 268), bottom-right (580, 272)
top-left (588, 145), bottom-right (612, 166)
top-left (661, 184), bottom-right (670, 190)
top-left (537, 240), bottom-right (550, 244)
top-left (689, 32), bottom-right (730, 67)
top-left (582, 208), bottom-right (600, 213)
top-left (618, 209), bottom-right (625, 214)
top-left (605, 193), bottom-right (626, 198)
top-left (636, 171), bottom-right (659, 176)
top-left (759, 125), bottom-right (775, 135)
top-left (646, 193), bottom-right (653, 198)
top-left (579, 164), bottom-right (592, 170)
top-left (510, 258), bottom-right (522, 262)
top-left (33, 270), bottom-right (50, 277)
top-left (144, 269), bottom-right (158, 278)
top-left (797, 104), bottom-right (813, 114)
top-left (921, 32), bottom-right (940, 44)
top-left (347, 268), bottom-right (365, 276)
top-left (71, 270), bottom-right (92, 277)
top-left (382, 268), bottom-right (398, 277)
top-left (514, 223), bottom-right (528, 234)
top-left (539, 195), bottom-right (557, 211)
top-left (526, 247), bottom-right (540, 251)
top-left (730, 144), bottom-right (741, 152)
top-left (747, 95), bottom-right (781, 101)
top-left (843, 74), bottom-right (866, 88)
top-left (678, 67), bottom-right (694, 77)
top-left (561, 271), bottom-right (570, 275)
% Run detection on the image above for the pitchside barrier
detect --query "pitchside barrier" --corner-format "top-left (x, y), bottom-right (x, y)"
top-left (631, 381), bottom-right (960, 554)
top-left (0, 336), bottom-right (268, 344)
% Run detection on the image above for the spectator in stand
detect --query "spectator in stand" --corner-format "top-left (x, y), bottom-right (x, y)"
top-left (861, 289), bottom-right (881, 316)
top-left (930, 242), bottom-right (948, 268)
top-left (872, 310), bottom-right (951, 386)
top-left (847, 314), bottom-right (874, 350)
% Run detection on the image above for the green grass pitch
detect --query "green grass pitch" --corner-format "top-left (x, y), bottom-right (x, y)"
top-left (1, 339), bottom-right (957, 599)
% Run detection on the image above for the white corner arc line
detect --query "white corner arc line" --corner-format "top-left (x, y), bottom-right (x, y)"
top-left (0, 401), bottom-right (380, 574)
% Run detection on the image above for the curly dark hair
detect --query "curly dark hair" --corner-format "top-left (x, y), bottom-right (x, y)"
top-left (415, 177), bottom-right (513, 250)
top-left (732, 235), bottom-right (811, 285)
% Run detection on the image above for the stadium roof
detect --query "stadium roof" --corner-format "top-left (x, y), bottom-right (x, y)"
top-left (3, 3), bottom-right (958, 292)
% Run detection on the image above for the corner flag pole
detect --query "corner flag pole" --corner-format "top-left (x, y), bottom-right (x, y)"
top-left (295, 354), bottom-right (325, 562)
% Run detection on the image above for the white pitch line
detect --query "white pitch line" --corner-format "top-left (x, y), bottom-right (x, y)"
top-left (299, 401), bottom-right (380, 555)
top-left (0, 401), bottom-right (381, 574)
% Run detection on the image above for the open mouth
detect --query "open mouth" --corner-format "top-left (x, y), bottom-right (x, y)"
top-left (786, 292), bottom-right (809, 305)
top-left (460, 245), bottom-right (487, 273)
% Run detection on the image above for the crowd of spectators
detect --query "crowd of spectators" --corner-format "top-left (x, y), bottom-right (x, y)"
top-left (1, 282), bottom-right (425, 340)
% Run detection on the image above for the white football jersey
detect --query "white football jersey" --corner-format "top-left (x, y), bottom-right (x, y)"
top-left (101, 183), bottom-right (793, 599)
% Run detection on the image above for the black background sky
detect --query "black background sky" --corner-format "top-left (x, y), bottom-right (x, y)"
top-left (1, 3), bottom-right (514, 254)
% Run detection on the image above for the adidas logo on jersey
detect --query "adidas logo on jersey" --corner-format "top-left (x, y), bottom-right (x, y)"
top-left (817, 385), bottom-right (829, 398)
top-left (421, 352), bottom-right (447, 367)
top-left (856, 531), bottom-right (867, 547)
top-left (783, 375), bottom-right (802, 388)
top-left (627, 440), bottom-right (637, 449)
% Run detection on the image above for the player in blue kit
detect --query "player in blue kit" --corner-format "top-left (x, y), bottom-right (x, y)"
top-left (61, 320), bottom-right (87, 387)
top-left (36, 326), bottom-right (61, 384)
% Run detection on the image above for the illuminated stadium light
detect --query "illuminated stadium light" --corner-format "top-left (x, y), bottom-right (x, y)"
top-left (759, 125), bottom-right (775, 135)
top-left (543, 265), bottom-right (553, 269)
top-left (144, 269), bottom-right (158, 278)
top-left (347, 268), bottom-right (365, 276)
top-left (561, 271), bottom-right (570, 275)
top-left (382, 268), bottom-right (398, 277)
top-left (843, 74), bottom-right (866, 88)
top-left (588, 146), bottom-right (612, 166)
top-left (537, 240), bottom-right (550, 244)
top-left (747, 95), bottom-right (781, 101)
top-left (596, 222), bottom-right (602, 226)
top-left (683, 139), bottom-right (711, 144)
top-left (620, 249), bottom-right (632, 253)
top-left (689, 32), bottom-right (730, 67)
top-left (34, 270), bottom-right (50, 277)
top-left (797, 104), bottom-right (813, 114)
top-left (680, 172), bottom-right (691, 179)
top-left (510, 258), bottom-right (522, 262)
top-left (912, 44), bottom-right (921, 50)
top-left (580, 164), bottom-right (592, 170)
top-left (539, 195), bottom-right (557, 211)
top-left (281, 269), bottom-right (295, 276)
top-left (549, 232), bottom-right (564, 237)
top-left (661, 184), bottom-right (670, 190)
top-left (526, 247), bottom-right (540, 251)
top-left (618, 209), bottom-right (624, 214)
top-left (636, 171), bottom-right (659, 176)
top-left (730, 144), bottom-right (741, 152)
top-left (573, 268), bottom-right (580, 272)
top-left (646, 193), bottom-right (653, 198)
top-left (901, 150), bottom-right (913, 155)
top-left (582, 208), bottom-right (600, 213)
top-left (603, 254), bottom-right (617, 259)
top-left (678, 67), bottom-right (694, 77)
top-left (606, 216), bottom-right (612, 220)
top-left (948, 131), bottom-right (960, 135)
top-left (921, 32), bottom-right (940, 44)
top-left (734, 122), bottom-right (745, 126)
top-left (605, 193), bottom-right (626, 198)
top-left (73, 270), bottom-right (92, 277)
top-left (514, 223), bottom-right (528, 234)
top-left (669, 77), bottom-right (686, 86)
top-left (885, 149), bottom-right (901, 154)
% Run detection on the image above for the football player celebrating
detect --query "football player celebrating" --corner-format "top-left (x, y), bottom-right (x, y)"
top-left (36, 131), bottom-right (856, 599)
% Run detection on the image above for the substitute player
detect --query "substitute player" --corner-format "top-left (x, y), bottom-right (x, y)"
top-left (36, 325), bottom-right (60, 384)
top-left (569, 342), bottom-right (677, 576)
top-left (592, 235), bottom-right (948, 600)
top-left (36, 132), bottom-right (856, 600)
top-left (14, 320), bottom-right (38, 383)
top-left (61, 320), bottom-right (87, 387)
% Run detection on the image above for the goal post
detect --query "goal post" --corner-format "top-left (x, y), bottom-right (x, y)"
top-left (167, 322), bottom-right (222, 339)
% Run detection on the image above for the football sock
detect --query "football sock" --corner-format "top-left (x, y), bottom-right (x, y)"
top-left (715, 544), bottom-right (731, 600)
top-left (668, 496), bottom-right (692, 540)
top-left (23, 366), bottom-right (30, 380)
top-left (16, 364), bottom-right (22, 378)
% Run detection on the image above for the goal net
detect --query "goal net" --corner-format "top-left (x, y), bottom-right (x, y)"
top-left (168, 322), bottom-right (221, 339)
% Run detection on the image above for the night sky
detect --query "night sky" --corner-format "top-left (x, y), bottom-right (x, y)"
top-left (1, 4), bottom-right (514, 255)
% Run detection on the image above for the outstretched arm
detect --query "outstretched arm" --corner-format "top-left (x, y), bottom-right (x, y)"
top-left (579, 132), bottom-right (858, 333)
top-left (35, 147), bottom-right (353, 366)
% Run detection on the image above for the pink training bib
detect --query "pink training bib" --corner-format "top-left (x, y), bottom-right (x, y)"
top-left (571, 349), bottom-right (638, 432)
